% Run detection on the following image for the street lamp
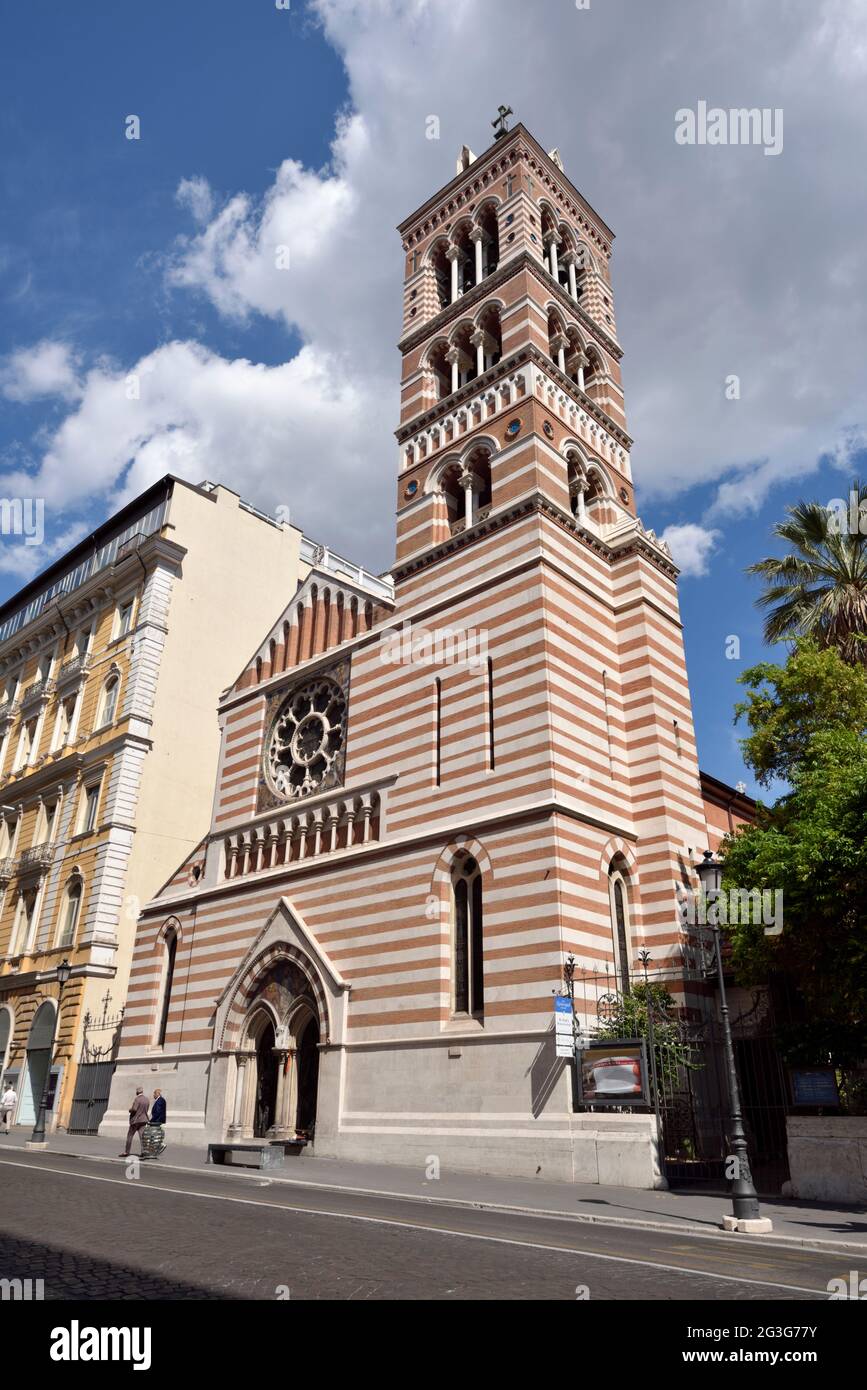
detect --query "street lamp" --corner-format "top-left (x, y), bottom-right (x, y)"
top-left (27, 958), bottom-right (72, 1150)
top-left (694, 851), bottom-right (771, 1232)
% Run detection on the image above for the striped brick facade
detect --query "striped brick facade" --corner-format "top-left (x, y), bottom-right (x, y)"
top-left (105, 128), bottom-right (738, 1186)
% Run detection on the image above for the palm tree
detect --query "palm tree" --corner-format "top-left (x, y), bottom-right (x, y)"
top-left (748, 481), bottom-right (867, 665)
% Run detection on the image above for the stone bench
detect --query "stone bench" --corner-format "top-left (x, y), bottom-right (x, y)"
top-left (207, 1143), bottom-right (285, 1170)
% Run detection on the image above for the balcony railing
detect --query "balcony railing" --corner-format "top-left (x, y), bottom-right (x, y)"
top-left (116, 532), bottom-right (145, 563)
top-left (0, 857), bottom-right (17, 883)
top-left (223, 786), bottom-right (386, 881)
top-left (57, 654), bottom-right (90, 685)
top-left (18, 842), bottom-right (55, 874)
top-left (0, 701), bottom-right (19, 725)
top-left (20, 678), bottom-right (56, 708)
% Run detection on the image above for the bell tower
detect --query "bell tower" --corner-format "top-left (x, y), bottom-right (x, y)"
top-left (394, 120), bottom-right (633, 567)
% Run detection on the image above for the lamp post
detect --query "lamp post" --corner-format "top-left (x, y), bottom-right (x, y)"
top-left (694, 852), bottom-right (771, 1232)
top-left (27, 958), bottom-right (72, 1150)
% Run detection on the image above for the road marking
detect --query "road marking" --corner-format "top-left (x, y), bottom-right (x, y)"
top-left (0, 1156), bottom-right (826, 1297)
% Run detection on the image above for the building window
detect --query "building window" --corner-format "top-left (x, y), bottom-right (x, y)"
top-left (57, 880), bottom-right (82, 948)
top-left (53, 693), bottom-right (78, 751)
top-left (15, 716), bottom-right (38, 771)
top-left (610, 870), bottom-right (632, 994)
top-left (0, 814), bottom-right (20, 861)
top-left (156, 927), bottom-right (178, 1047)
top-left (36, 799), bottom-right (58, 845)
top-left (78, 782), bottom-right (101, 835)
top-left (116, 599), bottom-right (135, 639)
top-left (11, 886), bottom-right (39, 957)
top-left (98, 676), bottom-right (119, 728)
top-left (452, 854), bottom-right (484, 1018)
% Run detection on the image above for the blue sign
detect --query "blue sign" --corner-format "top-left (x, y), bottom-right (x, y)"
top-left (790, 1068), bottom-right (840, 1107)
top-left (554, 996), bottom-right (572, 1014)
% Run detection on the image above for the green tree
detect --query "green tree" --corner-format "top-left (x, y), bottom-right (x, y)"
top-left (722, 643), bottom-right (867, 1036)
top-left (594, 981), bottom-right (698, 1085)
top-left (747, 481), bottom-right (867, 665)
top-left (733, 640), bottom-right (867, 786)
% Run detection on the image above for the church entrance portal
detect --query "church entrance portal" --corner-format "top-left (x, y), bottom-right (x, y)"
top-left (295, 1016), bottom-right (320, 1137)
top-left (254, 1019), bottom-right (278, 1138)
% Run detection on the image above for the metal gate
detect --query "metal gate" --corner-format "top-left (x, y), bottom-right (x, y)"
top-left (574, 962), bottom-right (792, 1195)
top-left (656, 995), bottom-right (791, 1193)
top-left (68, 1060), bottom-right (116, 1134)
top-left (67, 993), bottom-right (125, 1136)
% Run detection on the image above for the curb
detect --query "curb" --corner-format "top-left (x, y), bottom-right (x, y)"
top-left (6, 1142), bottom-right (865, 1258)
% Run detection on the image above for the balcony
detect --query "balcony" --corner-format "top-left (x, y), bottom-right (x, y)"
top-left (0, 857), bottom-right (17, 883)
top-left (0, 701), bottom-right (19, 726)
top-left (57, 653), bottom-right (90, 686)
top-left (18, 842), bottom-right (55, 875)
top-left (20, 678), bottom-right (56, 710)
top-left (116, 532), bottom-right (145, 563)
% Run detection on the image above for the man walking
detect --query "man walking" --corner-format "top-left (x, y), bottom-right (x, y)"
top-left (119, 1086), bottom-right (149, 1157)
top-left (1, 1083), bottom-right (17, 1134)
top-left (141, 1089), bottom-right (167, 1160)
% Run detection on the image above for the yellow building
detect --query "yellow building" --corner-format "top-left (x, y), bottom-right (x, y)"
top-left (0, 475), bottom-right (314, 1133)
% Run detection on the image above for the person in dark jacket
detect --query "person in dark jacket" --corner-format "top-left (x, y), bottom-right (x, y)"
top-left (119, 1087), bottom-right (149, 1156)
top-left (141, 1089), bottom-right (167, 1160)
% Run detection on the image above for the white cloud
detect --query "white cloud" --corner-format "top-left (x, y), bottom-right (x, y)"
top-left (0, 520), bottom-right (91, 583)
top-left (0, 341), bottom-right (82, 403)
top-left (0, 340), bottom-right (390, 562)
top-left (175, 176), bottom-right (215, 227)
top-left (660, 523), bottom-right (721, 577)
top-left (2, 0), bottom-right (867, 570)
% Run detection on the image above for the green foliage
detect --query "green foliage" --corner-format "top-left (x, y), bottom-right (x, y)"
top-left (734, 640), bottom-right (867, 786)
top-left (594, 982), bottom-right (699, 1085)
top-left (747, 482), bottom-right (867, 665)
top-left (723, 642), bottom-right (867, 1040)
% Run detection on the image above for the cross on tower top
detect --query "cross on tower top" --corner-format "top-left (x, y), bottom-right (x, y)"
top-left (491, 105), bottom-right (513, 139)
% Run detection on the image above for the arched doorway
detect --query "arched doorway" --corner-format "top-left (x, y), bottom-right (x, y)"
top-left (20, 1001), bottom-right (57, 1127)
top-left (295, 1016), bottom-right (320, 1137)
top-left (253, 1018), bottom-right (278, 1138)
top-left (0, 1007), bottom-right (12, 1084)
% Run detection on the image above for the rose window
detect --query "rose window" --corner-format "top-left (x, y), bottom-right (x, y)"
top-left (266, 677), bottom-right (347, 800)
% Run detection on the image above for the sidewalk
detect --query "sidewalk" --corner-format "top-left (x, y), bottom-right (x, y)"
top-left (3, 1126), bottom-right (865, 1255)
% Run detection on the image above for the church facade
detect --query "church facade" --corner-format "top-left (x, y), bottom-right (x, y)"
top-left (103, 124), bottom-right (735, 1186)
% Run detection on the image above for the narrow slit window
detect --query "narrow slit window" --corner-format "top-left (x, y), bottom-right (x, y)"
top-left (487, 657), bottom-right (496, 770)
top-left (435, 678), bottom-right (442, 786)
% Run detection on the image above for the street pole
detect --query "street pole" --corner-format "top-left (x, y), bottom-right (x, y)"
top-left (27, 959), bottom-right (72, 1150)
top-left (638, 949), bottom-right (666, 1187)
top-left (695, 852), bottom-right (772, 1233)
top-left (710, 922), bottom-right (761, 1220)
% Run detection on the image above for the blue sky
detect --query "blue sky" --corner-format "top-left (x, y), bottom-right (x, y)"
top-left (1, 0), bottom-right (865, 797)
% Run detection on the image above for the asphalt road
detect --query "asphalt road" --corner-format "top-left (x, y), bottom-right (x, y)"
top-left (0, 1151), bottom-right (851, 1301)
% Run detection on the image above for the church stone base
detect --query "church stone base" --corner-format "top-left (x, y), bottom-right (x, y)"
top-left (102, 1043), bottom-right (665, 1190)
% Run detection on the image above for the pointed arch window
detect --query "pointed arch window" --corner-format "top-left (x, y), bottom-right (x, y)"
top-left (156, 925), bottom-right (178, 1047)
top-left (609, 868), bottom-right (632, 995)
top-left (452, 855), bottom-right (484, 1018)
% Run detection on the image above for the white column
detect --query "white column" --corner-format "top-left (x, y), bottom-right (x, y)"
top-left (568, 257), bottom-right (578, 300)
top-left (447, 247), bottom-right (460, 303)
top-left (471, 229), bottom-right (484, 284)
top-left (231, 1056), bottom-right (249, 1133)
top-left (549, 239), bottom-right (559, 280)
top-left (447, 348), bottom-right (460, 394)
top-left (461, 473), bottom-right (475, 528)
